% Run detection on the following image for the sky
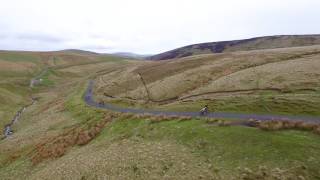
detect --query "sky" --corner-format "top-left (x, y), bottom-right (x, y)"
top-left (0, 0), bottom-right (320, 54)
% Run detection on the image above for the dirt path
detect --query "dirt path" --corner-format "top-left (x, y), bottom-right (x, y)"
top-left (84, 80), bottom-right (320, 123)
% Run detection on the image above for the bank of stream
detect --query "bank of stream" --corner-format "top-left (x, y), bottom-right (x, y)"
top-left (3, 98), bottom-right (37, 138)
top-left (2, 68), bottom-right (47, 139)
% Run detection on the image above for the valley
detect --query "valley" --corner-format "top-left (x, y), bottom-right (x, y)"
top-left (1, 37), bottom-right (320, 179)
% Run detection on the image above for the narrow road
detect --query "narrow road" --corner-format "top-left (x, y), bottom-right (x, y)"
top-left (84, 80), bottom-right (320, 123)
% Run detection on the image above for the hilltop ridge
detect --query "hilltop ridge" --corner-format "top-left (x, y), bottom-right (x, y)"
top-left (148, 34), bottom-right (320, 60)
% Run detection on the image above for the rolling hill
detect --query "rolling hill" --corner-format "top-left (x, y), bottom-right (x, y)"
top-left (1, 36), bottom-right (320, 179)
top-left (95, 45), bottom-right (320, 116)
top-left (58, 49), bottom-right (100, 56)
top-left (0, 50), bottom-right (125, 130)
top-left (148, 34), bottom-right (320, 60)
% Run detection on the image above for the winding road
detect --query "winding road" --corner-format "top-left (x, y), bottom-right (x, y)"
top-left (84, 80), bottom-right (320, 123)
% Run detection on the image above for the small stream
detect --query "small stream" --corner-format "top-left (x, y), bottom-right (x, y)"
top-left (2, 69), bottom-right (48, 138)
top-left (3, 98), bottom-right (37, 138)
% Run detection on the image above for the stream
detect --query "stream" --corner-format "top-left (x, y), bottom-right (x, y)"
top-left (3, 98), bottom-right (37, 138)
top-left (2, 68), bottom-right (47, 138)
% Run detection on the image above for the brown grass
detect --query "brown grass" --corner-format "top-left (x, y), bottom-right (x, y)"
top-left (31, 115), bottom-right (114, 165)
top-left (249, 119), bottom-right (320, 135)
top-left (205, 118), bottom-right (231, 126)
top-left (236, 165), bottom-right (308, 180)
top-left (0, 149), bottom-right (25, 167)
top-left (0, 60), bottom-right (36, 72)
top-left (117, 112), bottom-right (194, 123)
top-left (95, 45), bottom-right (320, 112)
top-left (36, 98), bottom-right (65, 114)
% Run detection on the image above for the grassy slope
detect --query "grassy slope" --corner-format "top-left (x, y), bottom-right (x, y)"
top-left (0, 51), bottom-right (43, 129)
top-left (0, 49), bottom-right (320, 179)
top-left (2, 78), bottom-right (319, 179)
top-left (95, 45), bottom-right (320, 116)
top-left (97, 119), bottom-right (320, 178)
top-left (149, 34), bottom-right (320, 60)
top-left (0, 50), bottom-right (125, 134)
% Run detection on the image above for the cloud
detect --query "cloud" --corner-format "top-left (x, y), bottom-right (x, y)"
top-left (16, 33), bottom-right (67, 43)
top-left (0, 0), bottom-right (319, 54)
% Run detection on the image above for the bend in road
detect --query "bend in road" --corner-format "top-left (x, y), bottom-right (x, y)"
top-left (84, 80), bottom-right (320, 124)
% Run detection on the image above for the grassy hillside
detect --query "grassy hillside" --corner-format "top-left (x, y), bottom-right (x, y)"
top-left (0, 51), bottom-right (43, 129)
top-left (0, 50), bottom-right (124, 131)
top-left (57, 49), bottom-right (99, 56)
top-left (1, 72), bottom-right (320, 179)
top-left (0, 78), bottom-right (320, 179)
top-left (0, 46), bottom-right (320, 179)
top-left (94, 45), bottom-right (320, 116)
top-left (148, 34), bottom-right (320, 60)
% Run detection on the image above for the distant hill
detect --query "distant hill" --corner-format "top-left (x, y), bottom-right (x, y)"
top-left (148, 35), bottom-right (320, 60)
top-left (111, 52), bottom-right (151, 60)
top-left (59, 49), bottom-right (99, 56)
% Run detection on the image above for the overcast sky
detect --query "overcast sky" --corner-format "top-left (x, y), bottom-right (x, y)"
top-left (0, 0), bottom-right (319, 54)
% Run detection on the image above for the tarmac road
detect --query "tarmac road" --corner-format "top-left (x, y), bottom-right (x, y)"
top-left (84, 80), bottom-right (320, 123)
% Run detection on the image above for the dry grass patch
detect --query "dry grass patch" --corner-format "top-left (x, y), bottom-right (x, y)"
top-left (0, 60), bottom-right (37, 72)
top-left (118, 112), bottom-right (193, 123)
top-left (29, 139), bottom-right (217, 180)
top-left (31, 115), bottom-right (114, 165)
top-left (249, 119), bottom-right (320, 135)
top-left (33, 98), bottom-right (65, 115)
top-left (0, 148), bottom-right (26, 168)
top-left (205, 118), bottom-right (232, 126)
top-left (236, 165), bottom-right (308, 180)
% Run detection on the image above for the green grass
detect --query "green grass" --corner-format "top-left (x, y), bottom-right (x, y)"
top-left (0, 67), bottom-right (50, 130)
top-left (0, 52), bottom-right (127, 133)
top-left (98, 55), bottom-right (129, 63)
top-left (1, 74), bottom-right (320, 179)
top-left (34, 69), bottom-right (55, 87)
top-left (99, 92), bottom-right (320, 117)
top-left (97, 118), bottom-right (320, 178)
top-left (64, 81), bottom-right (105, 125)
top-left (0, 82), bottom-right (32, 131)
top-left (63, 81), bottom-right (320, 178)
top-left (159, 93), bottom-right (320, 117)
top-left (2, 49), bottom-right (320, 178)
top-left (0, 52), bottom-right (46, 131)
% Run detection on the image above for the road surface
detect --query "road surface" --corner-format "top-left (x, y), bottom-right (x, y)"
top-left (84, 80), bottom-right (320, 123)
